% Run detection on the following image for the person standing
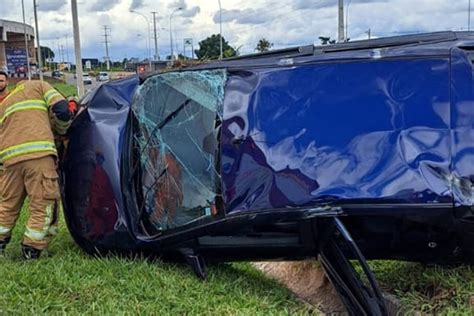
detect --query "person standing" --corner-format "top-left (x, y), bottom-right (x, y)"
top-left (0, 71), bottom-right (72, 259)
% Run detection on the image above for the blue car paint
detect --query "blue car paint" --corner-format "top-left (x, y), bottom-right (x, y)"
top-left (222, 58), bottom-right (454, 213)
top-left (63, 76), bottom-right (140, 250)
top-left (63, 33), bottom-right (474, 259)
top-left (451, 47), bottom-right (474, 207)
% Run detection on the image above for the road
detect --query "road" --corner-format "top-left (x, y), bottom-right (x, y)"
top-left (44, 71), bottom-right (102, 94)
top-left (63, 72), bottom-right (101, 94)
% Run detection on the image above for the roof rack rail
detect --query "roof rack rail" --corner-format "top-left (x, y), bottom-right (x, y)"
top-left (319, 31), bottom-right (458, 53)
top-left (225, 44), bottom-right (315, 61)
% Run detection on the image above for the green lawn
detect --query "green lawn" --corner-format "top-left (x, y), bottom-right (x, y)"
top-left (50, 81), bottom-right (77, 97)
top-left (7, 79), bottom-right (77, 98)
top-left (369, 260), bottom-right (474, 314)
top-left (0, 208), bottom-right (311, 315)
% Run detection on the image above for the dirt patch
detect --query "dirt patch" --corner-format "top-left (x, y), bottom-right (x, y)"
top-left (254, 260), bottom-right (346, 314)
top-left (255, 261), bottom-right (404, 315)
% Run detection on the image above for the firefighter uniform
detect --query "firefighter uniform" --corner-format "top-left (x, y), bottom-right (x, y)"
top-left (0, 80), bottom-right (71, 255)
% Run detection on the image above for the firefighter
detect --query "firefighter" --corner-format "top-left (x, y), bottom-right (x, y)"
top-left (0, 71), bottom-right (72, 259)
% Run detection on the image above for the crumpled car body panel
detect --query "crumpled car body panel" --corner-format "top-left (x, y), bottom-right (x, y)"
top-left (63, 32), bottom-right (474, 295)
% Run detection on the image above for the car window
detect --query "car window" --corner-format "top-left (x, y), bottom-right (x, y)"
top-left (131, 70), bottom-right (226, 232)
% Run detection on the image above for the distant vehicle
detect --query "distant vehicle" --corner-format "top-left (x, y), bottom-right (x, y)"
top-left (97, 72), bottom-right (110, 82)
top-left (63, 32), bottom-right (474, 315)
top-left (52, 70), bottom-right (63, 79)
top-left (82, 74), bottom-right (92, 85)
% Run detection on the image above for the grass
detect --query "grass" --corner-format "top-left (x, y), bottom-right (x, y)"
top-left (7, 78), bottom-right (77, 98)
top-left (50, 81), bottom-right (77, 97)
top-left (367, 260), bottom-right (474, 315)
top-left (0, 208), bottom-right (312, 315)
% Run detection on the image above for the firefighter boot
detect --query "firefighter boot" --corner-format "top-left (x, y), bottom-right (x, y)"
top-left (21, 244), bottom-right (42, 260)
top-left (0, 237), bottom-right (11, 257)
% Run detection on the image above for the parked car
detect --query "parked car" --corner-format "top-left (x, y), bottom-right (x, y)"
top-left (82, 74), bottom-right (92, 85)
top-left (62, 31), bottom-right (474, 315)
top-left (52, 70), bottom-right (63, 79)
top-left (96, 71), bottom-right (110, 82)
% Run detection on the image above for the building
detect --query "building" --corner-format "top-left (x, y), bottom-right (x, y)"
top-left (82, 58), bottom-right (100, 70)
top-left (0, 19), bottom-right (36, 76)
top-left (135, 60), bottom-right (168, 74)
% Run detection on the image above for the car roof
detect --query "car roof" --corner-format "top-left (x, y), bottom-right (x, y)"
top-left (179, 31), bottom-right (474, 72)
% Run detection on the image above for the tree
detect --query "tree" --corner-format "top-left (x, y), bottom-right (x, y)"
top-left (40, 46), bottom-right (54, 65)
top-left (318, 36), bottom-right (336, 45)
top-left (255, 38), bottom-right (273, 52)
top-left (195, 34), bottom-right (237, 60)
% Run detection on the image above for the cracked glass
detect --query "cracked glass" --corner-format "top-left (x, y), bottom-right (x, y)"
top-left (132, 70), bottom-right (226, 233)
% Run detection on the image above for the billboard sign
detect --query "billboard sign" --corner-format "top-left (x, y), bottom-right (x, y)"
top-left (5, 48), bottom-right (27, 73)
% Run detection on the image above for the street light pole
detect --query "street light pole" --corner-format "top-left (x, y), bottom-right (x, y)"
top-left (337, 0), bottom-right (345, 43)
top-left (151, 11), bottom-right (159, 60)
top-left (137, 34), bottom-right (150, 62)
top-left (170, 7), bottom-right (182, 64)
top-left (21, 0), bottom-right (31, 80)
top-left (469, 0), bottom-right (471, 31)
top-left (218, 0), bottom-right (223, 60)
top-left (71, 0), bottom-right (84, 97)
top-left (130, 11), bottom-right (152, 69)
top-left (345, 0), bottom-right (352, 42)
top-left (33, 0), bottom-right (43, 81)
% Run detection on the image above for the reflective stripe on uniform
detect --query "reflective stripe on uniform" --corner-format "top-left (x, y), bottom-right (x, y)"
top-left (0, 141), bottom-right (57, 163)
top-left (0, 225), bottom-right (11, 235)
top-left (44, 89), bottom-right (62, 106)
top-left (24, 204), bottom-right (54, 241)
top-left (0, 99), bottom-right (48, 124)
top-left (1, 84), bottom-right (25, 104)
top-left (48, 226), bottom-right (58, 236)
top-left (24, 227), bottom-right (47, 241)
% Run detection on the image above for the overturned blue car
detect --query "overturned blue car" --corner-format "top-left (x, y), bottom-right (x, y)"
top-left (62, 32), bottom-right (474, 315)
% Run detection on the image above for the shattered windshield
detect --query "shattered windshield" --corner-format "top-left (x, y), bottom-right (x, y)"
top-left (132, 70), bottom-right (226, 233)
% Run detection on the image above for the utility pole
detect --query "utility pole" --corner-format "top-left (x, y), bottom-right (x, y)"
top-left (65, 34), bottom-right (70, 65)
top-left (57, 41), bottom-right (61, 63)
top-left (151, 11), bottom-right (159, 60)
top-left (33, 0), bottom-right (43, 81)
top-left (338, 0), bottom-right (345, 43)
top-left (21, 0), bottom-right (31, 80)
top-left (365, 28), bottom-right (371, 39)
top-left (71, 0), bottom-right (84, 97)
top-left (60, 45), bottom-right (65, 63)
top-left (102, 25), bottom-right (110, 71)
top-left (218, 0), bottom-right (223, 60)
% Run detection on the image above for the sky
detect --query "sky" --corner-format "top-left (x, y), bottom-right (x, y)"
top-left (0, 0), bottom-right (472, 62)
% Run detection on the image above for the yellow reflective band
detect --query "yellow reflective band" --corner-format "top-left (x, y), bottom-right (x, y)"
top-left (0, 99), bottom-right (47, 124)
top-left (0, 141), bottom-right (57, 163)
top-left (1, 83), bottom-right (25, 104)
top-left (0, 225), bottom-right (11, 235)
top-left (44, 89), bottom-right (62, 106)
top-left (24, 227), bottom-right (46, 241)
top-left (48, 226), bottom-right (58, 236)
top-left (43, 204), bottom-right (53, 232)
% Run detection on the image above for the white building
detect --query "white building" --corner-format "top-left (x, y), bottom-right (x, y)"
top-left (0, 19), bottom-right (36, 74)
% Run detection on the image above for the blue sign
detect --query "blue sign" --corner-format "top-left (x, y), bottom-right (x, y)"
top-left (5, 48), bottom-right (27, 72)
